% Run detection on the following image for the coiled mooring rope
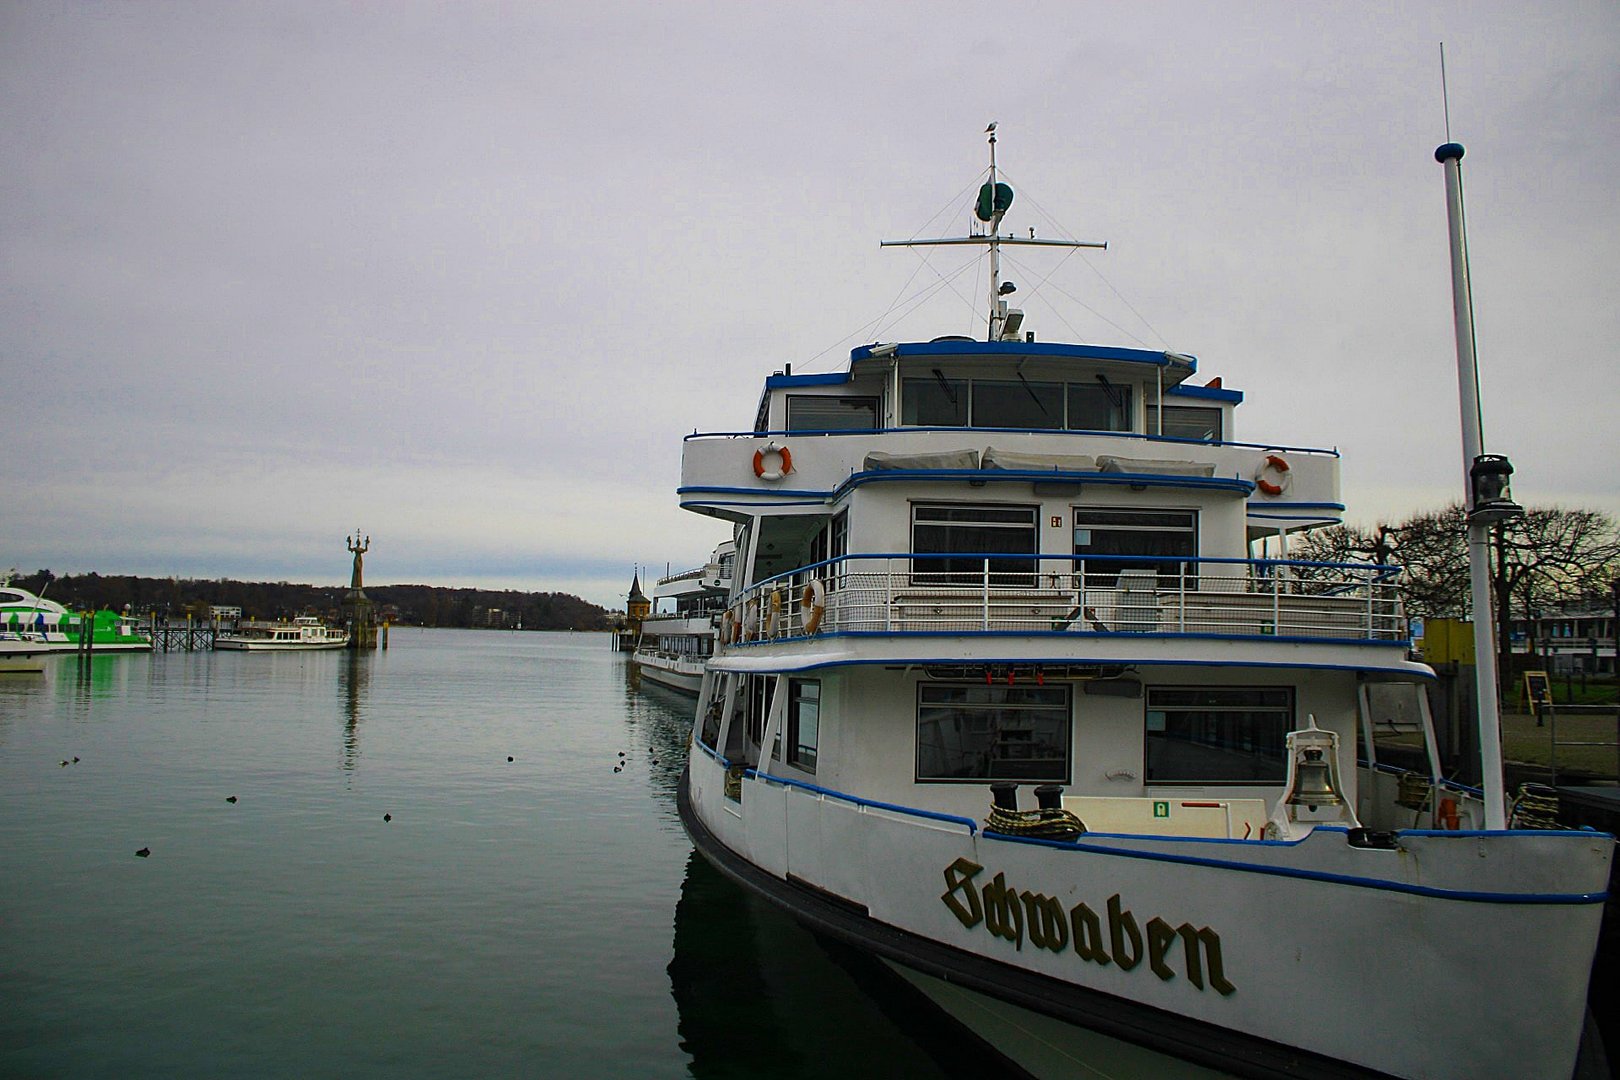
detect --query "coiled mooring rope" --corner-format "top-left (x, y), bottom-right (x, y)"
top-left (1508, 783), bottom-right (1562, 830)
top-left (984, 805), bottom-right (1087, 841)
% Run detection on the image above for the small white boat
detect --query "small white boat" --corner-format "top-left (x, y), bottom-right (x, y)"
top-left (215, 615), bottom-right (350, 651)
top-left (0, 633), bottom-right (51, 673)
top-left (633, 543), bottom-right (734, 697)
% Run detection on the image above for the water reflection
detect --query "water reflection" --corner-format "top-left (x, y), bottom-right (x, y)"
top-left (338, 651), bottom-right (372, 774)
top-left (667, 851), bottom-right (1012, 1079)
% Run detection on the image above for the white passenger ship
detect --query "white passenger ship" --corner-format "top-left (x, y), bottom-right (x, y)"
top-left (675, 136), bottom-right (1611, 1079)
top-left (634, 542), bottom-right (735, 696)
top-left (215, 615), bottom-right (349, 651)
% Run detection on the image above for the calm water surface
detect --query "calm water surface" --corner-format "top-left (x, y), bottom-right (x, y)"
top-left (1, 630), bottom-right (1015, 1079)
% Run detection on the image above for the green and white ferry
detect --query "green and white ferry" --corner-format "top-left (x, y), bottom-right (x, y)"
top-left (0, 579), bottom-right (152, 653)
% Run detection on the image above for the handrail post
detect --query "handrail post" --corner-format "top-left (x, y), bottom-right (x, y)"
top-left (1178, 561), bottom-right (1187, 632)
top-left (886, 556), bottom-right (894, 632)
top-left (1366, 566), bottom-right (1375, 639)
top-left (1272, 563), bottom-right (1282, 634)
top-left (982, 557), bottom-right (991, 630)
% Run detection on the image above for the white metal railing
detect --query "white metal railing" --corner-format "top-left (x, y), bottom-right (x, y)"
top-left (718, 554), bottom-right (1407, 646)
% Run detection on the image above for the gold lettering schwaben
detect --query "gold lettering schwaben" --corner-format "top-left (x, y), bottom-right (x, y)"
top-left (941, 857), bottom-right (1236, 995)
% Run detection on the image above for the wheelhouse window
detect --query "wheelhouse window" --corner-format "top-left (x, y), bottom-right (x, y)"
top-left (1160, 404), bottom-right (1222, 442)
top-left (912, 503), bottom-right (1038, 585)
top-left (787, 395), bottom-right (880, 432)
top-left (973, 379), bottom-right (1062, 429)
top-left (1145, 687), bottom-right (1292, 783)
top-left (917, 683), bottom-right (1071, 782)
top-left (1068, 382), bottom-right (1132, 432)
top-left (902, 374), bottom-right (968, 426)
top-left (1073, 508), bottom-right (1197, 582)
top-left (787, 679), bottom-right (820, 772)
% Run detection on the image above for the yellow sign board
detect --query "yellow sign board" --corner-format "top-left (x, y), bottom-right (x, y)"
top-left (1523, 671), bottom-right (1552, 717)
top-left (1423, 618), bottom-right (1476, 665)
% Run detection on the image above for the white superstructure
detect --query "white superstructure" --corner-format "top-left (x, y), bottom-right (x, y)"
top-left (633, 542), bottom-right (734, 696)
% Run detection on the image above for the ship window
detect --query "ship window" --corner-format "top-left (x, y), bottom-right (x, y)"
top-left (1144, 687), bottom-right (1292, 784)
top-left (1160, 405), bottom-right (1222, 441)
top-left (916, 683), bottom-right (1070, 782)
top-left (972, 379), bottom-right (1063, 430)
top-left (902, 374), bottom-right (968, 426)
top-left (787, 395), bottom-right (879, 432)
top-left (1067, 383), bottom-right (1132, 432)
top-left (912, 503), bottom-right (1038, 585)
top-left (1073, 508), bottom-right (1196, 583)
top-left (788, 679), bottom-right (820, 772)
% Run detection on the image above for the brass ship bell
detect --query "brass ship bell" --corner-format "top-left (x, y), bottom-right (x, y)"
top-left (1287, 745), bottom-right (1344, 807)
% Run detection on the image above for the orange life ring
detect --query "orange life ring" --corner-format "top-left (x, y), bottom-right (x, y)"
top-left (1255, 454), bottom-right (1291, 497)
top-left (765, 589), bottom-right (782, 637)
top-left (753, 442), bottom-right (793, 481)
top-left (801, 578), bottom-right (826, 635)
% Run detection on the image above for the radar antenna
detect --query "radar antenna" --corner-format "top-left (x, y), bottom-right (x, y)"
top-left (881, 126), bottom-right (1107, 341)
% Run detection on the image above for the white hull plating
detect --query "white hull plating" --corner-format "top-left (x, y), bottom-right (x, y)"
top-left (214, 638), bottom-right (349, 651)
top-left (684, 747), bottom-right (1609, 1079)
top-left (634, 652), bottom-right (704, 696)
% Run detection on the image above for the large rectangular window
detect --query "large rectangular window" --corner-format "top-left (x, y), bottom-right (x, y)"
top-left (1160, 404), bottom-right (1222, 441)
top-left (902, 374), bottom-right (968, 426)
top-left (917, 683), bottom-right (1071, 781)
top-left (1068, 382), bottom-right (1132, 432)
top-left (1073, 508), bottom-right (1197, 582)
top-left (787, 395), bottom-right (880, 432)
top-left (913, 503), bottom-right (1038, 585)
top-left (787, 679), bottom-right (820, 772)
top-left (973, 379), bottom-right (1063, 430)
top-left (1145, 687), bottom-right (1292, 783)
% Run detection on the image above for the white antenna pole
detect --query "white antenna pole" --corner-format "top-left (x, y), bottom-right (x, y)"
top-left (987, 124), bottom-right (1004, 340)
top-left (1437, 137), bottom-right (1508, 830)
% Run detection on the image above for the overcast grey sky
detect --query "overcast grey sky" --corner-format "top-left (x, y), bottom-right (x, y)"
top-left (2, 1), bottom-right (1616, 609)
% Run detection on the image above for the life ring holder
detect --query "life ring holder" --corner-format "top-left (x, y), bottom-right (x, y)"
top-left (1255, 454), bottom-right (1291, 497)
top-left (753, 441), bottom-right (794, 482)
top-left (801, 578), bottom-right (826, 636)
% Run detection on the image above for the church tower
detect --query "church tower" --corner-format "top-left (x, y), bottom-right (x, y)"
top-left (627, 571), bottom-right (650, 622)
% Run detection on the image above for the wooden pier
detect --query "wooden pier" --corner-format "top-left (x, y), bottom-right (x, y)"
top-left (142, 622), bottom-right (219, 652)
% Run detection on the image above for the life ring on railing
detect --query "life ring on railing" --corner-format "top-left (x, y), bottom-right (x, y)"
top-left (720, 608), bottom-right (735, 647)
top-left (801, 578), bottom-right (826, 636)
top-left (753, 441), bottom-right (793, 481)
top-left (765, 589), bottom-right (782, 637)
top-left (1254, 454), bottom-right (1291, 497)
top-left (742, 598), bottom-right (760, 641)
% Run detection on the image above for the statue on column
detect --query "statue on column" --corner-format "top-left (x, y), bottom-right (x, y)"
top-left (347, 530), bottom-right (369, 591)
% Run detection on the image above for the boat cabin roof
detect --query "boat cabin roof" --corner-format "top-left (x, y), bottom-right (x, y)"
top-left (752, 338), bottom-right (1243, 435)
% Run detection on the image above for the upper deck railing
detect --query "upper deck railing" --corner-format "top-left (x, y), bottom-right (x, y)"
top-left (721, 554), bottom-right (1407, 645)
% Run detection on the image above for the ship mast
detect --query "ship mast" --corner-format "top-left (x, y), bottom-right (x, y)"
top-left (880, 125), bottom-right (1107, 341)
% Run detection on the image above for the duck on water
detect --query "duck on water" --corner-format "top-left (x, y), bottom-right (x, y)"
top-left (672, 130), bottom-right (1612, 1079)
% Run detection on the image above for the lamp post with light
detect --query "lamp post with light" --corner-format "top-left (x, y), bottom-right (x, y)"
top-left (1437, 142), bottom-right (1524, 829)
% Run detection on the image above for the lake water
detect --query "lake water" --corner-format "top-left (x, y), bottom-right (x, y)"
top-left (0, 630), bottom-right (1027, 1079)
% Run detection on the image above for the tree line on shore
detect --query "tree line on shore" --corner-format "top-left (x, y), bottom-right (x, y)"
top-left (8, 570), bottom-right (614, 632)
top-left (1293, 503), bottom-right (1619, 679)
